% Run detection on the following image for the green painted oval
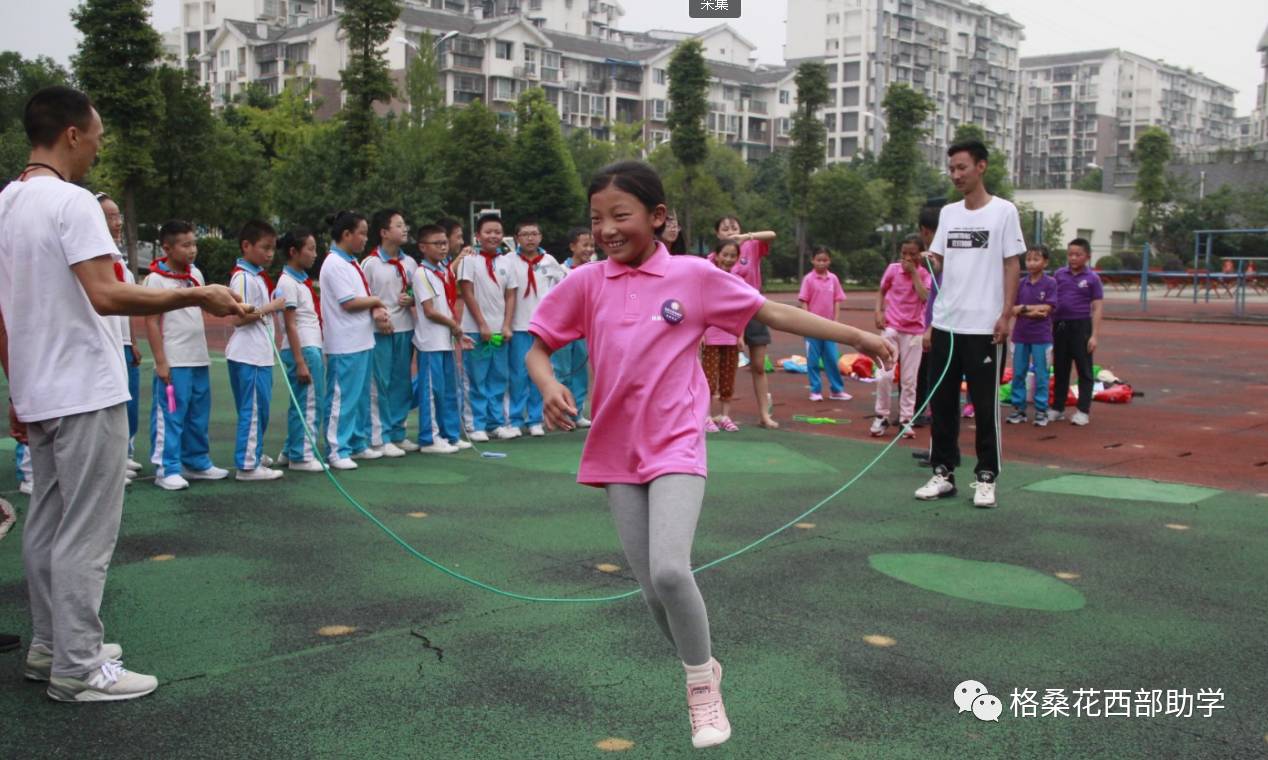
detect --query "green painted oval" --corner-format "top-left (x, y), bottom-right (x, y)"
top-left (869, 553), bottom-right (1086, 611)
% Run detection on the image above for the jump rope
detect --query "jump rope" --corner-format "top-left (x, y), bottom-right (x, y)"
top-left (270, 257), bottom-right (954, 604)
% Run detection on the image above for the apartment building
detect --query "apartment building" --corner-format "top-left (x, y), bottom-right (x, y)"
top-left (1019, 49), bottom-right (1239, 189)
top-left (784, 0), bottom-right (1023, 167)
top-left (1246, 24), bottom-right (1268, 148)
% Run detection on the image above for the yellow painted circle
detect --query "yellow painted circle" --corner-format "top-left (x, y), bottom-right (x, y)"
top-left (317, 625), bottom-right (357, 637)
top-left (408, 511), bottom-right (428, 518)
top-left (1054, 571), bottom-right (1081, 580)
top-left (863, 634), bottom-right (897, 648)
top-left (151, 554), bottom-right (176, 562)
top-left (1045, 465), bottom-right (1060, 469)
top-left (1164, 523), bottom-right (1191, 531)
top-left (595, 563), bottom-right (621, 573)
top-left (795, 522), bottom-right (816, 530)
top-left (595, 738), bottom-right (635, 751)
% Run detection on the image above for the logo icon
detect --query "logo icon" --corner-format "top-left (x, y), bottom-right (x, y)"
top-left (954, 680), bottom-right (1002, 722)
top-left (661, 299), bottom-right (685, 325)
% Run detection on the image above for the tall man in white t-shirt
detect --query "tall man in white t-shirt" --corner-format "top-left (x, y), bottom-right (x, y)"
top-left (915, 139), bottom-right (1025, 509)
top-left (0, 86), bottom-right (246, 702)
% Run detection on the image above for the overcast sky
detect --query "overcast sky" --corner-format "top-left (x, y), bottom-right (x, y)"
top-left (2, 0), bottom-right (1263, 113)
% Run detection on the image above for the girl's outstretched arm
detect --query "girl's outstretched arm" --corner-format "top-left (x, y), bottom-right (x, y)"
top-left (756, 300), bottom-right (896, 368)
top-left (527, 336), bottom-right (578, 431)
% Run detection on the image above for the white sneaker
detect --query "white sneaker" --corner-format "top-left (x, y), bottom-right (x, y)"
top-left (380, 442), bottom-right (407, 458)
top-left (914, 467), bottom-right (957, 500)
top-left (47, 660), bottom-right (158, 702)
top-left (395, 439), bottom-right (420, 452)
top-left (418, 441), bottom-right (460, 454)
top-left (235, 466), bottom-right (284, 481)
top-left (451, 439), bottom-right (474, 450)
top-left (276, 451), bottom-right (288, 466)
top-left (493, 426), bottom-right (520, 440)
top-left (575, 416), bottom-right (592, 428)
top-left (155, 474), bottom-right (189, 491)
top-left (182, 466), bottom-right (228, 481)
top-left (972, 474), bottom-right (998, 508)
top-left (352, 448), bottom-right (384, 460)
top-left (328, 457), bottom-right (358, 471)
top-left (869, 416), bottom-right (890, 437)
top-left (19, 481), bottom-right (33, 495)
top-left (288, 459), bottom-right (325, 472)
top-left (1071, 411), bottom-right (1090, 426)
top-left (528, 424), bottom-right (546, 437)
top-left (259, 455), bottom-right (274, 467)
top-left (25, 643), bottom-right (123, 682)
top-left (1046, 408), bottom-right (1063, 422)
top-left (125, 459), bottom-right (142, 472)
top-left (469, 430), bottom-right (490, 443)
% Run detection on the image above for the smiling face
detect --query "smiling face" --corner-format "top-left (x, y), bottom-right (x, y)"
top-left (339, 219), bottom-right (369, 255)
top-left (589, 184), bottom-right (666, 266)
top-left (715, 242), bottom-right (740, 272)
top-left (947, 150), bottom-right (985, 196)
top-left (477, 220), bottom-right (504, 252)
top-left (447, 225), bottom-right (465, 252)
top-left (661, 214), bottom-right (680, 243)
top-left (569, 232), bottom-right (595, 264)
top-left (516, 225), bottom-right (542, 253)
top-left (419, 232), bottom-right (450, 264)
top-left (715, 216), bottom-right (741, 242)
top-left (381, 213), bottom-right (408, 249)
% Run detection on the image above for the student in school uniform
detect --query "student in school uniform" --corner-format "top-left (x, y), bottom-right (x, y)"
top-left (362, 209), bottom-right (418, 456)
top-left (274, 228), bottom-right (326, 471)
top-left (457, 215), bottom-right (520, 442)
top-left (95, 193), bottom-right (142, 481)
top-left (411, 224), bottom-right (472, 454)
top-left (145, 221), bottom-right (228, 491)
top-left (551, 227), bottom-right (596, 428)
top-left (225, 220), bottom-right (287, 481)
top-left (506, 220), bottom-right (566, 437)
top-left (321, 211), bottom-right (393, 470)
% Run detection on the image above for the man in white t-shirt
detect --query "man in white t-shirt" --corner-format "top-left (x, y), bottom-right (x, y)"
top-left (915, 138), bottom-right (1024, 509)
top-left (0, 86), bottom-right (245, 702)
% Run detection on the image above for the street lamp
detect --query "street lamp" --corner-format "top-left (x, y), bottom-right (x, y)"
top-left (394, 30), bottom-right (458, 55)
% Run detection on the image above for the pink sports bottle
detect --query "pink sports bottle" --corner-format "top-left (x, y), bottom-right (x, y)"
top-left (166, 384), bottom-right (176, 413)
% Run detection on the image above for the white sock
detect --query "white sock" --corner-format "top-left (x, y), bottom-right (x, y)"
top-left (684, 659), bottom-right (713, 687)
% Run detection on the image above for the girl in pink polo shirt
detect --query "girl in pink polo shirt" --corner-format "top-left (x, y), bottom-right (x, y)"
top-left (526, 160), bottom-right (893, 750)
top-left (702, 239), bottom-right (744, 433)
top-left (871, 235), bottom-right (933, 438)
top-left (715, 215), bottom-right (779, 428)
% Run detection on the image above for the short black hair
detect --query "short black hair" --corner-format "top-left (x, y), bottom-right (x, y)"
top-left (918, 204), bottom-right (941, 232)
top-left (713, 238), bottom-right (741, 256)
top-left (24, 86), bottom-right (94, 148)
top-left (327, 210), bottom-right (367, 244)
top-left (812, 246), bottom-right (832, 258)
top-left (238, 219), bottom-right (277, 247)
top-left (278, 227), bottom-right (314, 259)
top-left (714, 215), bottom-right (740, 232)
top-left (415, 223), bottom-right (446, 241)
top-left (1068, 237), bottom-right (1092, 255)
top-left (947, 139), bottom-right (989, 164)
top-left (567, 227), bottom-right (591, 245)
top-left (588, 161), bottom-right (667, 235)
top-left (436, 217), bottom-right (463, 236)
top-left (515, 219), bottom-right (541, 235)
top-left (1027, 245), bottom-right (1051, 260)
top-left (159, 220), bottom-right (195, 246)
top-left (900, 234), bottom-right (924, 250)
top-left (475, 214), bottom-right (503, 234)
top-left (369, 208), bottom-right (405, 249)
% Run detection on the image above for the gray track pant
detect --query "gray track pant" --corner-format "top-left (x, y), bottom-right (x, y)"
top-left (24, 404), bottom-right (127, 677)
top-left (605, 474), bottom-right (712, 667)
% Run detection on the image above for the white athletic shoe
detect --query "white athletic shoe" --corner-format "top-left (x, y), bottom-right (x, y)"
top-left (1071, 411), bottom-right (1090, 426)
top-left (469, 430), bottom-right (490, 443)
top-left (493, 426), bottom-right (520, 440)
top-left (972, 474), bottom-right (998, 508)
top-left (288, 459), bottom-right (325, 473)
top-left (47, 660), bottom-right (158, 703)
top-left (395, 439), bottom-right (420, 452)
top-left (18, 482), bottom-right (32, 496)
top-left (328, 457), bottom-right (358, 471)
top-left (352, 448), bottom-right (384, 461)
top-left (869, 416), bottom-right (890, 437)
top-left (528, 424), bottom-right (546, 437)
top-left (236, 466), bottom-right (284, 482)
top-left (575, 416), bottom-right (592, 429)
top-left (418, 441), bottom-right (460, 454)
top-left (25, 643), bottom-right (123, 682)
top-left (155, 475), bottom-right (190, 491)
top-left (451, 440), bottom-right (474, 450)
top-left (276, 451), bottom-right (288, 466)
top-left (1046, 408), bottom-right (1063, 422)
top-left (914, 467), bottom-right (957, 500)
top-left (125, 459), bottom-right (142, 472)
top-left (182, 466), bottom-right (228, 481)
top-left (380, 442), bottom-right (407, 458)
top-left (259, 455), bottom-right (274, 467)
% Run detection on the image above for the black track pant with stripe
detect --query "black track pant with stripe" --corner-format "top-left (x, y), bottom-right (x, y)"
top-left (928, 328), bottom-right (1003, 478)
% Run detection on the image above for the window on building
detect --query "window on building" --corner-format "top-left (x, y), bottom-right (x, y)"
top-left (843, 36), bottom-right (861, 55)
top-left (220, 49), bottom-right (229, 67)
top-left (826, 13), bottom-right (840, 25)
top-left (826, 39), bottom-right (840, 54)
top-left (827, 65), bottom-right (838, 84)
top-left (779, 89), bottom-right (789, 105)
top-left (842, 61), bottom-right (860, 82)
top-left (653, 99), bottom-right (667, 120)
top-left (842, 112), bottom-right (859, 132)
top-left (653, 67), bottom-right (666, 85)
top-left (824, 112), bottom-right (836, 131)
top-left (530, 0), bottom-right (543, 8)
top-left (841, 136), bottom-right (858, 157)
top-left (496, 40), bottom-right (513, 60)
top-left (827, 138), bottom-right (836, 158)
top-left (777, 117), bottom-right (790, 136)
top-left (1077, 228), bottom-right (1094, 243)
top-left (841, 87), bottom-right (860, 107)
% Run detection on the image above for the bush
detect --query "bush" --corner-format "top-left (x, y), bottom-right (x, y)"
top-left (194, 236), bottom-right (242, 286)
top-left (1161, 254), bottom-right (1185, 272)
top-left (844, 248), bottom-right (888, 287)
top-left (1118, 251), bottom-right (1142, 271)
top-left (1094, 254), bottom-right (1123, 271)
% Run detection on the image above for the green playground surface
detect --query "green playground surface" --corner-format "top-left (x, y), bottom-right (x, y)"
top-left (1, 360), bottom-right (1267, 759)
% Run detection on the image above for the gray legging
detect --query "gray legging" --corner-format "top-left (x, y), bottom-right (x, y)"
top-left (605, 474), bottom-right (711, 666)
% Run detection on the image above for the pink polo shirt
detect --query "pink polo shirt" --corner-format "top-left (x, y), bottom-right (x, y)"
top-left (704, 266), bottom-right (744, 345)
top-left (731, 239), bottom-right (769, 292)
top-left (798, 271), bottom-right (846, 320)
top-left (530, 242), bottom-right (765, 486)
top-left (879, 262), bottom-right (933, 335)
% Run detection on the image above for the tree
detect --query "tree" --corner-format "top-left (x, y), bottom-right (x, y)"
top-left (1073, 167), bottom-right (1102, 193)
top-left (807, 164), bottom-right (885, 254)
top-left (0, 53), bottom-right (70, 181)
top-left (508, 87), bottom-right (586, 249)
top-left (610, 120), bottom-right (647, 161)
top-left (566, 128), bottom-right (615, 187)
top-left (667, 39), bottom-right (709, 245)
top-left (232, 81), bottom-right (318, 169)
top-left (339, 0), bottom-right (401, 179)
top-left (404, 31), bottom-right (445, 128)
top-left (876, 84), bottom-right (935, 256)
top-left (947, 123), bottom-right (1013, 200)
top-left (1133, 126), bottom-right (1172, 249)
top-left (136, 67), bottom-right (220, 225)
top-left (787, 61), bottom-right (829, 277)
top-left (438, 100), bottom-right (512, 219)
top-left (72, 0), bottom-right (163, 266)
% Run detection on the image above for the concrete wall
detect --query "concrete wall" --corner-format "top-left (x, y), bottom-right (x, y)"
top-left (1014, 189), bottom-right (1140, 263)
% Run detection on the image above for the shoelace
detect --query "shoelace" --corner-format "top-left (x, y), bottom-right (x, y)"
top-left (90, 659), bottom-right (125, 687)
top-left (969, 481), bottom-right (994, 491)
top-left (688, 690), bottom-right (723, 729)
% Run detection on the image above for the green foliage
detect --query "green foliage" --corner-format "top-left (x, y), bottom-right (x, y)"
top-left (404, 31), bottom-right (445, 127)
top-left (844, 248), bottom-right (888, 286)
top-left (0, 53), bottom-right (70, 178)
top-left (876, 84), bottom-right (935, 248)
top-left (788, 61), bottom-right (830, 276)
top-left (338, 0), bottom-right (402, 177)
top-left (807, 164), bottom-right (884, 253)
top-left (566, 128), bottom-right (615, 187)
top-left (375, 119), bottom-right (449, 228)
top-left (609, 120), bottom-right (646, 161)
top-left (439, 100), bottom-right (513, 218)
top-left (271, 122), bottom-right (351, 234)
top-left (667, 39), bottom-right (709, 242)
top-left (649, 141), bottom-right (758, 254)
top-left (193, 236), bottom-right (242, 286)
top-left (1132, 126), bottom-right (1172, 243)
top-left (946, 123), bottom-right (1013, 200)
top-left (1095, 254), bottom-right (1123, 270)
top-left (231, 82), bottom-right (317, 168)
top-left (1073, 167), bottom-right (1102, 193)
top-left (508, 87), bottom-right (586, 248)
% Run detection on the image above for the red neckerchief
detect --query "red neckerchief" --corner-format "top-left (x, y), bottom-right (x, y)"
top-left (520, 250), bottom-right (544, 297)
top-left (230, 265), bottom-right (275, 302)
top-left (113, 260), bottom-right (126, 282)
top-left (149, 258), bottom-right (196, 285)
top-left (479, 250), bottom-right (499, 285)
top-left (368, 248), bottom-right (411, 292)
top-left (423, 261), bottom-right (458, 312)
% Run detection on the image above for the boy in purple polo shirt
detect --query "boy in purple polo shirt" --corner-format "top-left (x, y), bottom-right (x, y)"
top-left (1049, 238), bottom-right (1103, 426)
top-left (1006, 246), bottom-right (1058, 426)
